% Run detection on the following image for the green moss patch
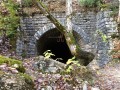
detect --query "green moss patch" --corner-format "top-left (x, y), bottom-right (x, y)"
top-left (19, 73), bottom-right (34, 86)
top-left (0, 70), bottom-right (5, 77)
top-left (0, 55), bottom-right (25, 73)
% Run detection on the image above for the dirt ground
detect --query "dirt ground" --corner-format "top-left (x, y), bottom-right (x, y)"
top-left (94, 61), bottom-right (120, 90)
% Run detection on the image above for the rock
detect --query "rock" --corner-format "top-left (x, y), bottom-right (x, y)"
top-left (91, 87), bottom-right (100, 90)
top-left (87, 59), bottom-right (100, 71)
top-left (0, 71), bottom-right (34, 90)
top-left (33, 56), bottom-right (66, 73)
top-left (83, 81), bottom-right (88, 90)
top-left (41, 86), bottom-right (53, 90)
top-left (0, 63), bottom-right (7, 70)
top-left (13, 64), bottom-right (19, 68)
top-left (11, 69), bottom-right (19, 74)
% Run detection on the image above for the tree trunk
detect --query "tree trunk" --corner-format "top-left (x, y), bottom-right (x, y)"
top-left (2, 30), bottom-right (6, 45)
top-left (118, 0), bottom-right (120, 23)
top-left (33, 0), bottom-right (95, 65)
top-left (118, 0), bottom-right (120, 34)
top-left (66, 0), bottom-right (72, 33)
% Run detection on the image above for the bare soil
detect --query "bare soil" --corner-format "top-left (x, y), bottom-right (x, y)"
top-left (94, 61), bottom-right (120, 90)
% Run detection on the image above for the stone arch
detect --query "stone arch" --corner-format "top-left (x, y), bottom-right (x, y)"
top-left (34, 24), bottom-right (56, 40)
top-left (34, 24), bottom-right (92, 63)
top-left (36, 28), bottom-right (73, 63)
top-left (34, 24), bottom-right (91, 43)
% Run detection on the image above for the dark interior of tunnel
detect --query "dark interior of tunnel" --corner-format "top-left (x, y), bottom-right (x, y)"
top-left (37, 28), bottom-right (73, 63)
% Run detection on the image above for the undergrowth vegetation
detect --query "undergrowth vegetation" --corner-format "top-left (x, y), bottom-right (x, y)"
top-left (0, 0), bottom-right (20, 51)
top-left (19, 73), bottom-right (34, 86)
top-left (78, 0), bottom-right (102, 8)
top-left (0, 0), bottom-right (20, 36)
top-left (0, 55), bottom-right (35, 86)
top-left (43, 50), bottom-right (93, 84)
top-left (22, 0), bottom-right (33, 7)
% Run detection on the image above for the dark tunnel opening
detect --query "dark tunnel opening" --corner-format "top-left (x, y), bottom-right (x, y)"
top-left (37, 28), bottom-right (73, 63)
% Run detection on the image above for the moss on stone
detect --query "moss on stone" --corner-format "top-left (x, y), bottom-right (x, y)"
top-left (0, 70), bottom-right (5, 77)
top-left (19, 73), bottom-right (34, 86)
top-left (0, 55), bottom-right (25, 73)
top-left (9, 37), bottom-right (17, 51)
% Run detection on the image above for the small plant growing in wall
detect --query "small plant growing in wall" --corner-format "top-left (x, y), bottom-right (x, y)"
top-left (21, 50), bottom-right (27, 58)
top-left (96, 30), bottom-right (108, 42)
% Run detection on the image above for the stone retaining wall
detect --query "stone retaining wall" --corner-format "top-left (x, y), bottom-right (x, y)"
top-left (16, 11), bottom-right (118, 66)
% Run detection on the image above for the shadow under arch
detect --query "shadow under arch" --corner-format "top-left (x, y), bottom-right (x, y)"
top-left (36, 28), bottom-right (73, 63)
top-left (36, 28), bottom-right (93, 65)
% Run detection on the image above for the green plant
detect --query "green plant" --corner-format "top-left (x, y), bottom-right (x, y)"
top-left (78, 0), bottom-right (102, 8)
top-left (60, 56), bottom-right (93, 84)
top-left (109, 5), bottom-right (118, 11)
top-left (97, 30), bottom-right (108, 42)
top-left (108, 3), bottom-right (118, 18)
top-left (65, 56), bottom-right (80, 73)
top-left (55, 58), bottom-right (63, 61)
top-left (0, 0), bottom-right (20, 51)
top-left (21, 51), bottom-right (27, 58)
top-left (22, 0), bottom-right (33, 7)
top-left (19, 73), bottom-right (34, 85)
top-left (0, 0), bottom-right (20, 35)
top-left (43, 50), bottom-right (55, 59)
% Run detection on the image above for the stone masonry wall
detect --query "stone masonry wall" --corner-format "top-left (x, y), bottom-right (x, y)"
top-left (16, 11), bottom-right (117, 66)
top-left (96, 11), bottom-right (118, 66)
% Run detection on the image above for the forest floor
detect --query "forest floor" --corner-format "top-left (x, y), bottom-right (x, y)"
top-left (93, 60), bottom-right (120, 90)
top-left (0, 37), bottom-right (120, 89)
top-left (23, 56), bottom-right (120, 90)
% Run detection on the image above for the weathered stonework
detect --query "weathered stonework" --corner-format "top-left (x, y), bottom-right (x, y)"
top-left (16, 11), bottom-right (118, 67)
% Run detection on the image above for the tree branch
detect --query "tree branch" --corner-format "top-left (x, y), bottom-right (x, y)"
top-left (33, 0), bottom-right (95, 65)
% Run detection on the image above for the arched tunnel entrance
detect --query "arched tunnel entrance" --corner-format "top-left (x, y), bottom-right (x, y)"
top-left (37, 28), bottom-right (73, 63)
